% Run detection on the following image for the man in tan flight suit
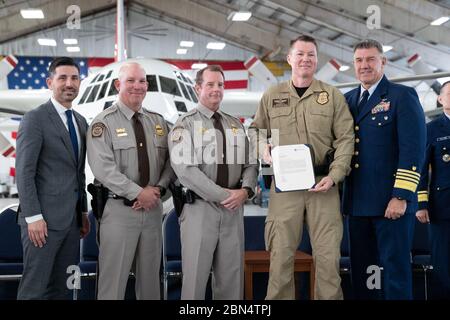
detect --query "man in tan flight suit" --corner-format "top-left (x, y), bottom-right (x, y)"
top-left (250, 35), bottom-right (354, 300)
top-left (169, 65), bottom-right (258, 300)
top-left (87, 62), bottom-right (173, 300)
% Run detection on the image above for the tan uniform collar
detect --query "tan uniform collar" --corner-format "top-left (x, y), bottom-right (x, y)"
top-left (116, 99), bottom-right (144, 120)
top-left (197, 103), bottom-right (223, 119)
top-left (288, 78), bottom-right (325, 101)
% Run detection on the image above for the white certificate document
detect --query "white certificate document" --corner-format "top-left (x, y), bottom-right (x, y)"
top-left (272, 144), bottom-right (315, 192)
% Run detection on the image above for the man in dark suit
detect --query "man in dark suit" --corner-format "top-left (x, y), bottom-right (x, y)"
top-left (416, 81), bottom-right (450, 299)
top-left (15, 57), bottom-right (90, 299)
top-left (342, 39), bottom-right (426, 299)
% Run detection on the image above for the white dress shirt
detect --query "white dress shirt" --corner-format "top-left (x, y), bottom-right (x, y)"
top-left (359, 76), bottom-right (383, 102)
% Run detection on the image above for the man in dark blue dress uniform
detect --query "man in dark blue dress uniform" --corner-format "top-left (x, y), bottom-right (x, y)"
top-left (342, 39), bottom-right (426, 300)
top-left (416, 80), bottom-right (450, 299)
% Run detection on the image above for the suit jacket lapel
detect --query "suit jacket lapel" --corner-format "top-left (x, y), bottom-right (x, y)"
top-left (348, 88), bottom-right (361, 118)
top-left (356, 75), bottom-right (389, 123)
top-left (45, 101), bottom-right (77, 165)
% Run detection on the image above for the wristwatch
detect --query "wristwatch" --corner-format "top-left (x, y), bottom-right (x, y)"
top-left (243, 187), bottom-right (255, 200)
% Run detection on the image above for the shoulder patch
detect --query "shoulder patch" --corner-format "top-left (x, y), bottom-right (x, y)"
top-left (92, 122), bottom-right (106, 138)
top-left (171, 126), bottom-right (184, 142)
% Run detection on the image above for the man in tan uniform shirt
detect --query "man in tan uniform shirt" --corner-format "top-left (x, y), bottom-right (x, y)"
top-left (169, 65), bottom-right (258, 300)
top-left (87, 62), bottom-right (173, 299)
top-left (250, 35), bottom-right (354, 300)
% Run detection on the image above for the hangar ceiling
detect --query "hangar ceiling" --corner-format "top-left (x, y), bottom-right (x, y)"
top-left (0, 0), bottom-right (449, 82)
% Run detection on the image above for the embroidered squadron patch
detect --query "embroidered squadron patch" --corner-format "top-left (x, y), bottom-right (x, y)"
top-left (272, 98), bottom-right (289, 108)
top-left (316, 91), bottom-right (329, 105)
top-left (155, 124), bottom-right (165, 136)
top-left (171, 126), bottom-right (184, 142)
top-left (92, 122), bottom-right (106, 138)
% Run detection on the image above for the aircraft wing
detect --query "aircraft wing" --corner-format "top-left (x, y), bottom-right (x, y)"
top-left (221, 91), bottom-right (263, 118)
top-left (0, 89), bottom-right (50, 115)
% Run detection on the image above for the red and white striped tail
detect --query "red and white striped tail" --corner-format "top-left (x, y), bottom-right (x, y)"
top-left (164, 59), bottom-right (249, 90)
top-left (9, 131), bottom-right (17, 184)
top-left (0, 55), bottom-right (18, 80)
top-left (0, 131), bottom-right (16, 186)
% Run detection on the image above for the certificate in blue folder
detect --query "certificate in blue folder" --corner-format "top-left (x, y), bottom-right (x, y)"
top-left (272, 144), bottom-right (315, 192)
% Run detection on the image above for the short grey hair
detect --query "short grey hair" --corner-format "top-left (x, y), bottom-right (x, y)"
top-left (353, 39), bottom-right (384, 54)
top-left (118, 62), bottom-right (146, 80)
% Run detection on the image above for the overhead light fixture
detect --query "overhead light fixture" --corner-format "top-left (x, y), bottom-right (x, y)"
top-left (180, 41), bottom-right (194, 47)
top-left (191, 63), bottom-right (207, 69)
top-left (66, 46), bottom-right (80, 52)
top-left (206, 42), bottom-right (226, 50)
top-left (228, 11), bottom-right (252, 21)
top-left (37, 38), bottom-right (56, 46)
top-left (382, 45), bottom-right (393, 53)
top-left (430, 16), bottom-right (449, 26)
top-left (63, 39), bottom-right (78, 45)
top-left (20, 9), bottom-right (44, 19)
top-left (176, 48), bottom-right (188, 55)
top-left (339, 65), bottom-right (350, 71)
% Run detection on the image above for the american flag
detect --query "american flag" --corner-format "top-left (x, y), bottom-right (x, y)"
top-left (6, 56), bottom-right (90, 89)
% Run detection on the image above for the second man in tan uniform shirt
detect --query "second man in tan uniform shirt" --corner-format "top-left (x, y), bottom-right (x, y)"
top-left (87, 62), bottom-right (173, 300)
top-left (169, 65), bottom-right (258, 300)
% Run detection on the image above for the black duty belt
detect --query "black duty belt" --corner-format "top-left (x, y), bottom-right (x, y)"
top-left (109, 193), bottom-right (136, 207)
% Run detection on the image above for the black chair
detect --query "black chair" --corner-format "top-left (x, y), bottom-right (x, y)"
top-left (411, 219), bottom-right (433, 300)
top-left (162, 209), bottom-right (182, 300)
top-left (79, 212), bottom-right (98, 275)
top-left (75, 211), bottom-right (98, 300)
top-left (0, 204), bottom-right (23, 299)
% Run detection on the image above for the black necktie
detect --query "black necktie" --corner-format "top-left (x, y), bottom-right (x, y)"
top-left (212, 113), bottom-right (228, 188)
top-left (356, 90), bottom-right (369, 116)
top-left (132, 113), bottom-right (150, 187)
top-left (65, 109), bottom-right (79, 163)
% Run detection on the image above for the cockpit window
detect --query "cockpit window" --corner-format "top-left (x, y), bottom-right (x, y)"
top-left (146, 75), bottom-right (158, 92)
top-left (175, 101), bottom-right (187, 112)
top-left (79, 86), bottom-right (92, 104)
top-left (103, 101), bottom-right (114, 110)
top-left (187, 85), bottom-right (198, 103)
top-left (180, 73), bottom-right (188, 83)
top-left (108, 79), bottom-right (118, 96)
top-left (97, 81), bottom-right (110, 100)
top-left (98, 74), bottom-right (105, 82)
top-left (105, 70), bottom-right (113, 80)
top-left (86, 84), bottom-right (100, 103)
top-left (174, 71), bottom-right (182, 81)
top-left (159, 76), bottom-right (182, 97)
top-left (178, 81), bottom-right (191, 101)
top-left (90, 74), bottom-right (100, 84)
